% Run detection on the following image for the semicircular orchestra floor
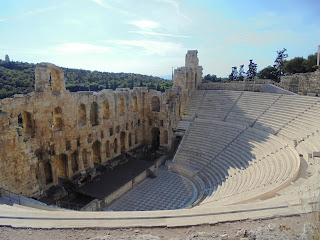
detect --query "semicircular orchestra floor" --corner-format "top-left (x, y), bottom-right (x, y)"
top-left (104, 167), bottom-right (198, 211)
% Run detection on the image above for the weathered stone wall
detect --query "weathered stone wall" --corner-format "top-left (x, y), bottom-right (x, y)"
top-left (280, 71), bottom-right (320, 96)
top-left (0, 51), bottom-right (201, 197)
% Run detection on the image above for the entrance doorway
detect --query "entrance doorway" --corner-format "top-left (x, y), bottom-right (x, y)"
top-left (151, 127), bottom-right (160, 150)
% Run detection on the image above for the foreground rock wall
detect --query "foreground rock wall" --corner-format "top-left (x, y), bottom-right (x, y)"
top-left (0, 51), bottom-right (202, 197)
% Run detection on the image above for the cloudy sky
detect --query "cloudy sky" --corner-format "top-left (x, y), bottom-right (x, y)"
top-left (0, 0), bottom-right (319, 77)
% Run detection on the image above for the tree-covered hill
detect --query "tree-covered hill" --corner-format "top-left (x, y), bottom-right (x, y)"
top-left (0, 58), bottom-right (172, 99)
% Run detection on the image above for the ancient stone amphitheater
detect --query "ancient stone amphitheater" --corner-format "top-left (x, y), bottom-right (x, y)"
top-left (0, 51), bottom-right (320, 228)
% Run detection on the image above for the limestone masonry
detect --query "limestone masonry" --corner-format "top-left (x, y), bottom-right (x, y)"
top-left (0, 51), bottom-right (202, 197)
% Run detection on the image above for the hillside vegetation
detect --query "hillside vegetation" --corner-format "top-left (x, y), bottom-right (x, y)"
top-left (0, 59), bottom-right (172, 99)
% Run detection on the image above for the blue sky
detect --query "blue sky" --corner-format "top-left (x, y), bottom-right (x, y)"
top-left (0, 0), bottom-right (319, 77)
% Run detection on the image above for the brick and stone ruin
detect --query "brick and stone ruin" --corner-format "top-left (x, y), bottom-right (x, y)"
top-left (1, 50), bottom-right (320, 229)
top-left (0, 50), bottom-right (202, 200)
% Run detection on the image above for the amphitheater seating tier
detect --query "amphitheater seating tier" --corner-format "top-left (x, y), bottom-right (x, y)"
top-left (172, 90), bottom-right (320, 207)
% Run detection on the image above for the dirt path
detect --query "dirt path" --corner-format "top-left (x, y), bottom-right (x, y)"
top-left (0, 213), bottom-right (316, 239)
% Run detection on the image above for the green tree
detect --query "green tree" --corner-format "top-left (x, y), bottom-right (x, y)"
top-left (274, 48), bottom-right (288, 78)
top-left (246, 60), bottom-right (257, 80)
top-left (257, 66), bottom-right (278, 81)
top-left (130, 78), bottom-right (134, 89)
top-left (5, 55), bottom-right (10, 62)
top-left (284, 57), bottom-right (307, 74)
top-left (238, 65), bottom-right (245, 81)
top-left (229, 66), bottom-right (238, 81)
top-left (304, 53), bottom-right (317, 72)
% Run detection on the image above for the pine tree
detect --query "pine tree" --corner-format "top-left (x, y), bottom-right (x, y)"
top-left (246, 60), bottom-right (258, 80)
top-left (5, 54), bottom-right (10, 62)
top-left (274, 48), bottom-right (288, 78)
top-left (130, 78), bottom-right (134, 89)
top-left (238, 65), bottom-right (245, 81)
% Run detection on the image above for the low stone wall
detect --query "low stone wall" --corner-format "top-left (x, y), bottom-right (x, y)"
top-left (81, 155), bottom-right (168, 211)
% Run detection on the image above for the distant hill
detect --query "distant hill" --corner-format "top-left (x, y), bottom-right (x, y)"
top-left (0, 59), bottom-right (172, 99)
top-left (158, 75), bottom-right (172, 80)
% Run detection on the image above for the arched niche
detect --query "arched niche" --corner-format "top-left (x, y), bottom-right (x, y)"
top-left (92, 140), bottom-right (101, 163)
top-left (151, 96), bottom-right (160, 112)
top-left (133, 96), bottom-right (138, 112)
top-left (103, 100), bottom-right (110, 119)
top-left (105, 140), bottom-right (110, 158)
top-left (71, 151), bottom-right (79, 173)
top-left (90, 102), bottom-right (99, 126)
top-left (120, 132), bottom-right (126, 153)
top-left (53, 107), bottom-right (63, 131)
top-left (119, 98), bottom-right (125, 116)
top-left (57, 154), bottom-right (68, 179)
top-left (18, 111), bottom-right (35, 135)
top-left (151, 127), bottom-right (160, 150)
top-left (78, 104), bottom-right (86, 126)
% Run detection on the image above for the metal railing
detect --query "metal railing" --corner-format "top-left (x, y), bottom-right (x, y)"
top-left (0, 187), bottom-right (21, 205)
top-left (56, 200), bottom-right (84, 211)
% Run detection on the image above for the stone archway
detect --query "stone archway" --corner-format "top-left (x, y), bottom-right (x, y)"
top-left (78, 104), bottom-right (86, 126)
top-left (151, 96), bottom-right (160, 112)
top-left (44, 161), bottom-right (53, 185)
top-left (57, 154), bottom-right (68, 179)
top-left (71, 151), bottom-right (79, 173)
top-left (92, 140), bottom-right (101, 163)
top-left (90, 102), bottom-right (99, 126)
top-left (120, 131), bottom-right (126, 153)
top-left (151, 127), bottom-right (160, 150)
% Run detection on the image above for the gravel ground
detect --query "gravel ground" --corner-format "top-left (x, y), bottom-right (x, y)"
top-left (0, 213), bottom-right (318, 240)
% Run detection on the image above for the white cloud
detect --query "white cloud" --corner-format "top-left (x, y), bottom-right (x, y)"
top-left (114, 40), bottom-right (184, 56)
top-left (24, 6), bottom-right (59, 16)
top-left (129, 20), bottom-right (160, 30)
top-left (90, 0), bottom-right (130, 15)
top-left (129, 30), bottom-right (193, 38)
top-left (0, 19), bottom-right (6, 22)
top-left (91, 0), bottom-right (104, 7)
top-left (55, 43), bottom-right (111, 55)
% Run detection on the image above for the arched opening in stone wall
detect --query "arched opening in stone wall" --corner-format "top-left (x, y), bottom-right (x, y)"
top-left (82, 149), bottom-right (88, 168)
top-left (90, 102), bottom-right (99, 126)
top-left (114, 138), bottom-right (118, 154)
top-left (105, 141), bottom-right (110, 158)
top-left (151, 96), bottom-right (160, 112)
top-left (71, 151), bottom-right (79, 173)
top-left (179, 101), bottom-right (183, 118)
top-left (65, 140), bottom-right (71, 151)
top-left (53, 107), bottom-right (63, 131)
top-left (133, 96), bottom-right (137, 112)
top-left (44, 161), bottom-right (53, 185)
top-left (57, 154), bottom-right (68, 179)
top-left (19, 111), bottom-right (35, 134)
top-left (163, 130), bottom-right (168, 144)
top-left (51, 68), bottom-right (63, 95)
top-left (195, 72), bottom-right (198, 88)
top-left (120, 131), bottom-right (126, 153)
top-left (103, 100), bottom-right (110, 119)
top-left (78, 104), bottom-right (86, 126)
top-left (186, 72), bottom-right (189, 88)
top-left (151, 127), bottom-right (160, 150)
top-left (92, 140), bottom-right (101, 164)
top-left (18, 113), bottom-right (23, 128)
top-left (128, 133), bottom-right (132, 148)
top-left (119, 98), bottom-right (125, 116)
top-left (135, 130), bottom-right (138, 144)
